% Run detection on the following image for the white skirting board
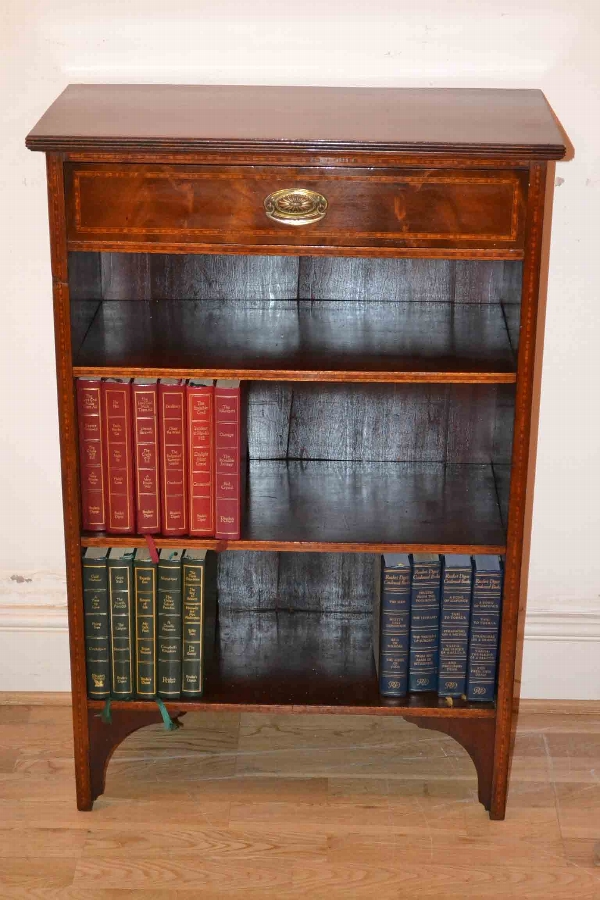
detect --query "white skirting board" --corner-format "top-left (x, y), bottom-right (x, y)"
top-left (0, 570), bottom-right (72, 693)
top-left (1, 571), bottom-right (600, 698)
top-left (522, 609), bottom-right (600, 700)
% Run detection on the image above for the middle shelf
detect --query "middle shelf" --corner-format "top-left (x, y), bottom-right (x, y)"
top-left (82, 459), bottom-right (507, 552)
top-left (72, 299), bottom-right (518, 383)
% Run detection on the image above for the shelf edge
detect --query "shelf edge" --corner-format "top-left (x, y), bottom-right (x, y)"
top-left (81, 535), bottom-right (506, 554)
top-left (67, 241), bottom-right (525, 260)
top-left (72, 366), bottom-right (517, 384)
top-left (87, 698), bottom-right (496, 718)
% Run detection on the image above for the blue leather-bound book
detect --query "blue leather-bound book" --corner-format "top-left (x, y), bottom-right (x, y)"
top-left (373, 554), bottom-right (411, 696)
top-left (467, 555), bottom-right (503, 702)
top-left (438, 554), bottom-right (473, 697)
top-left (408, 553), bottom-right (442, 692)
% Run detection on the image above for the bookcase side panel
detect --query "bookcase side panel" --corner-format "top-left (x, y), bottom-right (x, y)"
top-left (46, 154), bottom-right (93, 811)
top-left (492, 161), bottom-right (549, 821)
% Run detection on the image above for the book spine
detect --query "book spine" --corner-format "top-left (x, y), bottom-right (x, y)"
top-left (134, 561), bottom-right (157, 698)
top-left (438, 565), bottom-right (472, 697)
top-left (467, 569), bottom-right (503, 702)
top-left (379, 566), bottom-right (410, 697)
top-left (157, 560), bottom-right (183, 699)
top-left (159, 383), bottom-right (188, 536)
top-left (187, 384), bottom-right (215, 536)
top-left (82, 557), bottom-right (110, 698)
top-left (108, 560), bottom-right (134, 697)
top-left (76, 379), bottom-right (106, 532)
top-left (101, 381), bottom-right (135, 534)
top-left (215, 385), bottom-right (242, 540)
top-left (182, 560), bottom-right (205, 698)
top-left (409, 562), bottom-right (441, 692)
top-left (132, 383), bottom-right (161, 534)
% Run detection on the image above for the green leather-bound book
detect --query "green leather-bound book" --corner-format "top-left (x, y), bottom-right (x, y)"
top-left (107, 548), bottom-right (135, 698)
top-left (181, 549), bottom-right (217, 699)
top-left (157, 549), bottom-right (183, 699)
top-left (133, 548), bottom-right (157, 699)
top-left (82, 547), bottom-right (111, 699)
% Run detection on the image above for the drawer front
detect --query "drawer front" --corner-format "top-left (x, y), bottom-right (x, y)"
top-left (65, 164), bottom-right (527, 252)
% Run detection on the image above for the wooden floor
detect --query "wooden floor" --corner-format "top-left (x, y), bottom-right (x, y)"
top-left (1, 697), bottom-right (600, 899)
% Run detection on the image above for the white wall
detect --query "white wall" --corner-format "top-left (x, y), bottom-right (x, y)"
top-left (1, 0), bottom-right (599, 695)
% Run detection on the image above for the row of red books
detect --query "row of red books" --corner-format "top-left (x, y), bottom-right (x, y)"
top-left (77, 378), bottom-right (245, 539)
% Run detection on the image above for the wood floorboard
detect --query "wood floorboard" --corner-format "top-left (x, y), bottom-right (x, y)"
top-left (0, 696), bottom-right (600, 899)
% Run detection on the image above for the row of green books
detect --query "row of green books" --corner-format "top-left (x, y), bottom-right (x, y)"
top-left (374, 553), bottom-right (503, 702)
top-left (83, 547), bottom-right (216, 700)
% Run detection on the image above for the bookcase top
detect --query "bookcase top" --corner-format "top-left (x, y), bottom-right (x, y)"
top-left (26, 84), bottom-right (566, 159)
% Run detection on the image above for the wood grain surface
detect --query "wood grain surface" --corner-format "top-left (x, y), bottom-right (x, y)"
top-left (86, 609), bottom-right (493, 722)
top-left (79, 460), bottom-right (506, 550)
top-left (32, 82), bottom-right (559, 821)
top-left (68, 253), bottom-right (522, 302)
top-left (1, 698), bottom-right (598, 900)
top-left (25, 84), bottom-right (567, 158)
top-left (72, 299), bottom-right (517, 382)
top-left (63, 163), bottom-right (528, 253)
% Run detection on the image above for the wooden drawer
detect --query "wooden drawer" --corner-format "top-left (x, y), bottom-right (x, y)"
top-left (65, 163), bottom-right (527, 253)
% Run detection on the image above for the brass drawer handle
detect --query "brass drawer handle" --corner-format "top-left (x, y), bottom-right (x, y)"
top-left (264, 188), bottom-right (328, 226)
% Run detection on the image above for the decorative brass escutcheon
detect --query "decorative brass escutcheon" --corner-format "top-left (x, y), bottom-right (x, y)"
top-left (264, 188), bottom-right (328, 226)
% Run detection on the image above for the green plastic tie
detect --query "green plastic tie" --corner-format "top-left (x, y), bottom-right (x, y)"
top-left (156, 696), bottom-right (180, 731)
top-left (101, 697), bottom-right (112, 724)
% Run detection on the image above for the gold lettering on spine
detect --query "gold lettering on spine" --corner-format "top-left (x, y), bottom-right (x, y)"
top-left (182, 562), bottom-right (204, 694)
top-left (188, 387), bottom-right (214, 536)
top-left (134, 389), bottom-right (159, 531)
top-left (216, 391), bottom-right (239, 536)
top-left (109, 565), bottom-right (132, 695)
top-left (80, 385), bottom-right (106, 526)
top-left (105, 386), bottom-right (132, 532)
top-left (135, 567), bottom-right (156, 696)
top-left (162, 389), bottom-right (186, 533)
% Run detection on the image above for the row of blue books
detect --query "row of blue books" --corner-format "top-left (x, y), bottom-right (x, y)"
top-left (373, 553), bottom-right (503, 701)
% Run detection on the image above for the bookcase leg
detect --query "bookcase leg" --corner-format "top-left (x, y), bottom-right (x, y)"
top-left (411, 716), bottom-right (497, 817)
top-left (87, 708), bottom-right (186, 806)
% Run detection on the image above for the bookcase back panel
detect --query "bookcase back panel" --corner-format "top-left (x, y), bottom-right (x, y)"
top-left (104, 253), bottom-right (300, 302)
top-left (68, 247), bottom-right (517, 610)
top-left (247, 382), bottom-right (514, 465)
top-left (217, 550), bottom-right (377, 613)
top-left (68, 253), bottom-right (522, 307)
top-left (299, 258), bottom-right (522, 305)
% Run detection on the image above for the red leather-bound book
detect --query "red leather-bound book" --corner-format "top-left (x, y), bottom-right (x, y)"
top-left (215, 380), bottom-right (246, 540)
top-left (76, 377), bottom-right (106, 532)
top-left (159, 379), bottom-right (188, 536)
top-left (132, 379), bottom-right (161, 534)
top-left (101, 378), bottom-right (135, 534)
top-left (187, 380), bottom-right (215, 537)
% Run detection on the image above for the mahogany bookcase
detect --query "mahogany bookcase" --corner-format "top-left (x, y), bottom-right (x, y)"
top-left (26, 85), bottom-right (567, 819)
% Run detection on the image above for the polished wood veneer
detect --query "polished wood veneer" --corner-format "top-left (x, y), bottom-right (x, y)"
top-left (80, 460), bottom-right (505, 552)
top-left (27, 84), bottom-right (568, 821)
top-left (26, 84), bottom-right (566, 158)
top-left (90, 608), bottom-right (495, 716)
top-left (72, 299), bottom-right (517, 383)
top-left (64, 163), bottom-right (527, 253)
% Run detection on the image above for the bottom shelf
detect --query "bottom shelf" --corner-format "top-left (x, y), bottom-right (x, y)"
top-left (88, 611), bottom-right (495, 719)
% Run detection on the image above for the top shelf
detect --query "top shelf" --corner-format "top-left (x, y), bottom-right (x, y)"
top-left (26, 84), bottom-right (566, 159)
top-left (72, 300), bottom-right (517, 383)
